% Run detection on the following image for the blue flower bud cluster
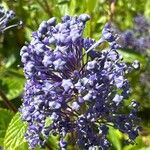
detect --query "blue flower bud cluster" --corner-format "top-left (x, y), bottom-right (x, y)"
top-left (0, 5), bottom-right (22, 33)
top-left (120, 15), bottom-right (150, 53)
top-left (20, 14), bottom-right (140, 150)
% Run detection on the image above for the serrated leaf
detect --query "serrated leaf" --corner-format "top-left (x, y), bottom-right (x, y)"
top-left (0, 108), bottom-right (14, 146)
top-left (4, 113), bottom-right (58, 150)
top-left (0, 68), bottom-right (25, 100)
top-left (4, 113), bottom-right (28, 150)
top-left (15, 142), bottom-right (29, 150)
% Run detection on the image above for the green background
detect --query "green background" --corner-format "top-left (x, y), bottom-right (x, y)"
top-left (0, 0), bottom-right (150, 149)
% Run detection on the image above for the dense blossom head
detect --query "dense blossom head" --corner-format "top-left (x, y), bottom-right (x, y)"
top-left (119, 15), bottom-right (150, 53)
top-left (0, 5), bottom-right (22, 33)
top-left (20, 14), bottom-right (140, 150)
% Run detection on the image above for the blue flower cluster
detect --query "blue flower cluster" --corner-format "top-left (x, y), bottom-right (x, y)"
top-left (120, 15), bottom-right (150, 53)
top-left (0, 5), bottom-right (21, 33)
top-left (20, 14), bottom-right (140, 150)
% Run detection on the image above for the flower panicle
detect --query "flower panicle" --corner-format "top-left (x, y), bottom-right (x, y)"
top-left (20, 14), bottom-right (140, 150)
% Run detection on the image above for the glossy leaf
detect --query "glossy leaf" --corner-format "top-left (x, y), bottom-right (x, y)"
top-left (108, 127), bottom-right (122, 150)
top-left (0, 68), bottom-right (25, 101)
top-left (0, 108), bottom-right (14, 146)
top-left (4, 113), bottom-right (28, 150)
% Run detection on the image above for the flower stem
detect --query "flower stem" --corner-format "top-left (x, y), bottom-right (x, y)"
top-left (37, 0), bottom-right (52, 17)
top-left (109, 0), bottom-right (116, 22)
top-left (0, 90), bottom-right (17, 113)
top-left (86, 38), bottom-right (104, 53)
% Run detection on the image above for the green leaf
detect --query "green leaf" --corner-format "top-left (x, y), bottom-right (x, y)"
top-left (4, 113), bottom-right (28, 150)
top-left (140, 148), bottom-right (150, 150)
top-left (123, 135), bottom-right (146, 150)
top-left (144, 0), bottom-right (150, 17)
top-left (57, 0), bottom-right (69, 5)
top-left (108, 127), bottom-right (122, 150)
top-left (47, 135), bottom-right (59, 150)
top-left (86, 0), bottom-right (97, 13)
top-left (4, 113), bottom-right (59, 150)
top-left (83, 20), bottom-right (91, 37)
top-left (15, 142), bottom-right (29, 150)
top-left (0, 108), bottom-right (14, 146)
top-left (69, 0), bottom-right (76, 15)
top-left (44, 117), bottom-right (59, 150)
top-left (118, 49), bottom-right (146, 66)
top-left (0, 68), bottom-right (25, 100)
top-left (4, 54), bottom-right (16, 68)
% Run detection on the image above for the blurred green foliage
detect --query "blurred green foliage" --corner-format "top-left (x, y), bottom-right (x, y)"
top-left (0, 0), bottom-right (150, 149)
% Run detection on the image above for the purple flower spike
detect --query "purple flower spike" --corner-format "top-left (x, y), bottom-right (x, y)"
top-left (20, 14), bottom-right (140, 150)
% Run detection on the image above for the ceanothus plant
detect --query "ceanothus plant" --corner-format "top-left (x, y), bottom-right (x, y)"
top-left (120, 15), bottom-right (150, 53)
top-left (0, 5), bottom-right (22, 33)
top-left (20, 14), bottom-right (140, 150)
